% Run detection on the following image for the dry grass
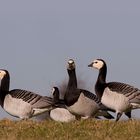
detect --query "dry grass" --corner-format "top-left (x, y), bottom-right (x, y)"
top-left (0, 119), bottom-right (140, 140)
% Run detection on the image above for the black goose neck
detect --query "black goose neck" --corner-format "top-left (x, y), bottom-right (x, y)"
top-left (0, 72), bottom-right (10, 106)
top-left (0, 73), bottom-right (10, 93)
top-left (53, 92), bottom-right (59, 103)
top-left (95, 63), bottom-right (107, 99)
top-left (67, 68), bottom-right (77, 89)
top-left (98, 63), bottom-right (107, 84)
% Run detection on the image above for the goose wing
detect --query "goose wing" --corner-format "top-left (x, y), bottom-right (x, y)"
top-left (107, 82), bottom-right (140, 103)
top-left (80, 89), bottom-right (101, 104)
top-left (80, 89), bottom-right (114, 119)
top-left (9, 89), bottom-right (54, 108)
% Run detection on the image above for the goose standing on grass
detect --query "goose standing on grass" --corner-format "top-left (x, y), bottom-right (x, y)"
top-left (50, 87), bottom-right (76, 122)
top-left (64, 59), bottom-right (114, 119)
top-left (88, 59), bottom-right (140, 121)
top-left (0, 69), bottom-right (58, 119)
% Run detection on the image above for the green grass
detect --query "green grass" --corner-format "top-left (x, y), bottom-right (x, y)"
top-left (0, 119), bottom-right (140, 140)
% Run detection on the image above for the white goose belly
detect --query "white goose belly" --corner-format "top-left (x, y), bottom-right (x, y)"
top-left (101, 88), bottom-right (131, 112)
top-left (3, 94), bottom-right (33, 119)
top-left (50, 108), bottom-right (76, 122)
top-left (67, 93), bottom-right (99, 117)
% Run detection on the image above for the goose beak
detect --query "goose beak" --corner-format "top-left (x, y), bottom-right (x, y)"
top-left (88, 63), bottom-right (93, 67)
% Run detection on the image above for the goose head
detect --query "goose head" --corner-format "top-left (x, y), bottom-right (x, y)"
top-left (51, 87), bottom-right (60, 102)
top-left (0, 69), bottom-right (10, 91)
top-left (88, 59), bottom-right (105, 70)
top-left (0, 70), bottom-right (8, 80)
top-left (67, 59), bottom-right (75, 70)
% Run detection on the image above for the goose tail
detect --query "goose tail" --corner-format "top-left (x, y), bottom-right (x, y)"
top-left (131, 103), bottom-right (140, 109)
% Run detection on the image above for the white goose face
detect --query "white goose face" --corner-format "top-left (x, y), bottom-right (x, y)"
top-left (67, 59), bottom-right (75, 70)
top-left (51, 87), bottom-right (59, 95)
top-left (68, 59), bottom-right (74, 64)
top-left (51, 87), bottom-right (55, 95)
top-left (0, 70), bottom-right (6, 80)
top-left (89, 59), bottom-right (104, 70)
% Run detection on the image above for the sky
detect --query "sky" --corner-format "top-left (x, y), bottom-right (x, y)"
top-left (0, 0), bottom-right (140, 119)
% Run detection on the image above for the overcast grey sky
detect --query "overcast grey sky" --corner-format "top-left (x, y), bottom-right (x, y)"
top-left (0, 1), bottom-right (140, 119)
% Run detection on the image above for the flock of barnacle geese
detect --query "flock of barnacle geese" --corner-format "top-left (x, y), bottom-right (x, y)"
top-left (0, 58), bottom-right (140, 122)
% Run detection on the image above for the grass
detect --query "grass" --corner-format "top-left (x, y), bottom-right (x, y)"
top-left (0, 119), bottom-right (140, 140)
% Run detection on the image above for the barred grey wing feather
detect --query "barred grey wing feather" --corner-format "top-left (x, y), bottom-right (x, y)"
top-left (107, 82), bottom-right (140, 104)
top-left (9, 89), bottom-right (54, 108)
top-left (128, 92), bottom-right (140, 104)
top-left (80, 89), bottom-right (101, 105)
top-left (31, 96), bottom-right (54, 108)
top-left (107, 82), bottom-right (136, 94)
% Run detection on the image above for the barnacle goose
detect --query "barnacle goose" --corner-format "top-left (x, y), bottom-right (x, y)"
top-left (88, 59), bottom-right (140, 121)
top-left (50, 87), bottom-right (76, 122)
top-left (0, 69), bottom-right (57, 119)
top-left (52, 87), bottom-right (65, 106)
top-left (64, 59), bottom-right (114, 119)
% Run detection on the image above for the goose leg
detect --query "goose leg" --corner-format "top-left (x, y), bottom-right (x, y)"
top-left (116, 112), bottom-right (122, 122)
top-left (75, 115), bottom-right (81, 120)
top-left (125, 111), bottom-right (131, 119)
top-left (21, 118), bottom-right (29, 121)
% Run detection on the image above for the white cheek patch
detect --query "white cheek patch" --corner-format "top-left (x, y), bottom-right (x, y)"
top-left (0, 71), bottom-right (6, 79)
top-left (51, 88), bottom-right (55, 94)
top-left (67, 60), bottom-right (75, 69)
top-left (68, 60), bottom-right (74, 64)
top-left (93, 60), bottom-right (104, 69)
